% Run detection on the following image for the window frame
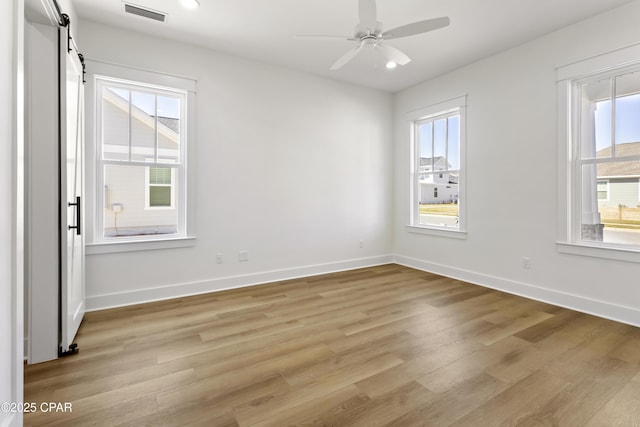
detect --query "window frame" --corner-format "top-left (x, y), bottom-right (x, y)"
top-left (557, 43), bottom-right (640, 261)
top-left (405, 95), bottom-right (467, 239)
top-left (84, 60), bottom-right (197, 254)
top-left (96, 76), bottom-right (186, 241)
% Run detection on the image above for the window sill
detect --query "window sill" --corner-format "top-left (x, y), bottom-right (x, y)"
top-left (86, 236), bottom-right (196, 255)
top-left (556, 242), bottom-right (640, 263)
top-left (405, 225), bottom-right (467, 239)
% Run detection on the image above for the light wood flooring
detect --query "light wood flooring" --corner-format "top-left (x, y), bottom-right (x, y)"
top-left (24, 264), bottom-right (640, 426)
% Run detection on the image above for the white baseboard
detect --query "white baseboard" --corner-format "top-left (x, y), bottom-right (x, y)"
top-left (86, 255), bottom-right (394, 311)
top-left (85, 252), bottom-right (640, 328)
top-left (394, 254), bottom-right (640, 328)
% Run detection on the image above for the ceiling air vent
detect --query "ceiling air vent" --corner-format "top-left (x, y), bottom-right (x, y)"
top-left (124, 3), bottom-right (167, 22)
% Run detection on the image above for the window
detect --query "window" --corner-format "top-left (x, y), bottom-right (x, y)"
top-left (95, 76), bottom-right (186, 241)
top-left (409, 96), bottom-right (466, 236)
top-left (146, 166), bottom-right (174, 208)
top-left (596, 180), bottom-right (609, 201)
top-left (560, 58), bottom-right (640, 253)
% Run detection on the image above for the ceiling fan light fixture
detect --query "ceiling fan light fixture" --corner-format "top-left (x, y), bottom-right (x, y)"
top-left (298, 0), bottom-right (450, 71)
top-left (180, 0), bottom-right (200, 9)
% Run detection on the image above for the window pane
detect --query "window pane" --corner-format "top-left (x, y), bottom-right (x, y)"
top-left (615, 72), bottom-right (640, 150)
top-left (582, 78), bottom-right (612, 159)
top-left (104, 164), bottom-right (177, 237)
top-left (149, 186), bottom-right (171, 207)
top-left (102, 86), bottom-right (130, 161)
top-left (581, 163), bottom-right (640, 246)
top-left (596, 180), bottom-right (609, 200)
top-left (157, 95), bottom-right (181, 163)
top-left (131, 91), bottom-right (157, 162)
top-left (415, 113), bottom-right (461, 230)
top-left (433, 119), bottom-right (447, 171)
top-left (418, 121), bottom-right (433, 171)
top-left (447, 116), bottom-right (460, 170)
top-left (149, 167), bottom-right (172, 185)
top-left (417, 189), bottom-right (459, 228)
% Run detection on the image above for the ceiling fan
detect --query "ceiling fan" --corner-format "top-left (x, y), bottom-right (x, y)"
top-left (297, 0), bottom-right (450, 71)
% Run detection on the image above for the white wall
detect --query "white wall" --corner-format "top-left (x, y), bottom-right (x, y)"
top-left (0, 9), bottom-right (14, 421)
top-left (78, 21), bottom-right (394, 310)
top-left (394, 1), bottom-right (640, 326)
top-left (2, 0), bottom-right (23, 425)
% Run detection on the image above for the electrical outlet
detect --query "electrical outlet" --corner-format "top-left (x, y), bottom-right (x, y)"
top-left (359, 240), bottom-right (364, 248)
top-left (216, 253), bottom-right (223, 264)
top-left (239, 251), bottom-right (249, 262)
top-left (522, 257), bottom-right (531, 269)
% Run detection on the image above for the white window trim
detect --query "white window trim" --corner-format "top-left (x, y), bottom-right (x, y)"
top-left (86, 236), bottom-right (196, 255)
top-left (556, 45), bottom-right (640, 262)
top-left (84, 59), bottom-right (197, 253)
top-left (406, 95), bottom-right (467, 239)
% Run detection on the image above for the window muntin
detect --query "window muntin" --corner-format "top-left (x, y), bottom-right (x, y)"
top-left (96, 76), bottom-right (186, 241)
top-left (573, 68), bottom-right (640, 248)
top-left (413, 111), bottom-right (461, 230)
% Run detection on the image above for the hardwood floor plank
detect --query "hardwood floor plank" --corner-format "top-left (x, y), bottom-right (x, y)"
top-left (449, 370), bottom-right (570, 426)
top-left (232, 352), bottom-right (403, 426)
top-left (248, 385), bottom-right (368, 427)
top-left (120, 405), bottom-right (239, 427)
top-left (157, 344), bottom-right (332, 409)
top-left (280, 342), bottom-right (392, 387)
top-left (529, 357), bottom-right (639, 426)
top-left (355, 339), bottom-right (485, 398)
top-left (155, 318), bottom-right (340, 364)
top-left (156, 374), bottom-right (289, 418)
top-left (312, 381), bottom-right (435, 427)
top-left (514, 309), bottom-right (585, 343)
top-left (392, 317), bottom-right (496, 361)
top-left (478, 311), bottom-right (554, 346)
top-left (386, 373), bottom-right (509, 427)
top-left (583, 371), bottom-right (640, 426)
top-left (341, 303), bottom-right (436, 336)
top-left (26, 370), bottom-right (194, 427)
top-left (610, 326), bottom-right (640, 364)
top-left (544, 321), bottom-right (631, 382)
top-left (417, 336), bottom-right (532, 393)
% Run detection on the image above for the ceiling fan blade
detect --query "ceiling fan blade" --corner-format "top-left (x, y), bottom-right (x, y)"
top-left (330, 45), bottom-right (364, 70)
top-left (358, 0), bottom-right (378, 31)
top-left (382, 16), bottom-right (450, 40)
top-left (375, 43), bottom-right (411, 65)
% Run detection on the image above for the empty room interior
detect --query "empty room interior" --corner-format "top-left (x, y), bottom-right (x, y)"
top-left (3, 0), bottom-right (640, 425)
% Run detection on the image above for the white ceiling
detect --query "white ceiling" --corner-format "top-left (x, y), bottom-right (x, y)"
top-left (72, 0), bottom-right (635, 92)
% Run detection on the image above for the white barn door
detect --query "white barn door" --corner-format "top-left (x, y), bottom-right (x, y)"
top-left (59, 25), bottom-right (85, 355)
